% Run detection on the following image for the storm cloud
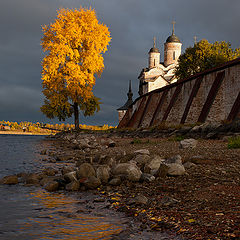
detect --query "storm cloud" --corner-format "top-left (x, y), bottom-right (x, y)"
top-left (0, 0), bottom-right (239, 125)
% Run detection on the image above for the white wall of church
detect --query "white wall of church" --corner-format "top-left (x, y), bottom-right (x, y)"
top-left (164, 42), bottom-right (182, 66)
top-left (149, 52), bottom-right (160, 68)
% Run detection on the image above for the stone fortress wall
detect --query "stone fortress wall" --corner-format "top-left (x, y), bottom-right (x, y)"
top-left (118, 58), bottom-right (240, 129)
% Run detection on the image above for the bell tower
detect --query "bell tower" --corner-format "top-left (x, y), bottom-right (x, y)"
top-left (164, 21), bottom-right (182, 66)
top-left (148, 37), bottom-right (160, 68)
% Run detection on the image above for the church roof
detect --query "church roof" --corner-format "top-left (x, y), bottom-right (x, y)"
top-left (117, 81), bottom-right (133, 111)
top-left (166, 21), bottom-right (181, 43)
top-left (166, 33), bottom-right (181, 43)
top-left (149, 37), bottom-right (160, 53)
top-left (148, 47), bottom-right (160, 53)
top-left (117, 98), bottom-right (133, 111)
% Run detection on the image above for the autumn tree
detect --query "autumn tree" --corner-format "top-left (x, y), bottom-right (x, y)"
top-left (175, 39), bottom-right (240, 80)
top-left (41, 7), bottom-right (111, 129)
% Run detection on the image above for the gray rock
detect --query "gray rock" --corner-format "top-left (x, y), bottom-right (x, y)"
top-left (40, 149), bottom-right (47, 155)
top-left (63, 133), bottom-right (75, 142)
top-left (180, 139), bottom-right (197, 149)
top-left (77, 139), bottom-right (91, 148)
top-left (108, 140), bottom-right (116, 148)
top-left (167, 163), bottom-right (185, 176)
top-left (183, 162), bottom-right (197, 169)
top-left (157, 164), bottom-right (170, 178)
top-left (160, 196), bottom-right (180, 206)
top-left (140, 173), bottom-right (155, 182)
top-left (144, 155), bottom-right (163, 175)
top-left (134, 149), bottom-right (150, 155)
top-left (99, 156), bottom-right (116, 168)
top-left (43, 167), bottom-right (58, 176)
top-left (133, 154), bottom-right (150, 169)
top-left (96, 166), bottom-right (110, 184)
top-left (44, 181), bottom-right (59, 192)
top-left (61, 166), bottom-right (75, 175)
top-left (40, 177), bottom-right (56, 186)
top-left (83, 176), bottom-right (101, 189)
top-left (65, 181), bottom-right (80, 191)
top-left (112, 163), bottom-right (142, 182)
top-left (64, 171), bottom-right (77, 183)
top-left (56, 155), bottom-right (73, 161)
top-left (165, 155), bottom-right (182, 165)
top-left (190, 155), bottom-right (205, 164)
top-left (25, 173), bottom-right (42, 185)
top-left (131, 195), bottom-right (148, 205)
top-left (76, 163), bottom-right (96, 179)
top-left (0, 175), bottom-right (18, 185)
top-left (109, 177), bottom-right (121, 186)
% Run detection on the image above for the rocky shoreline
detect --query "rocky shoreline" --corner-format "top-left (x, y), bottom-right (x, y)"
top-left (1, 122), bottom-right (240, 239)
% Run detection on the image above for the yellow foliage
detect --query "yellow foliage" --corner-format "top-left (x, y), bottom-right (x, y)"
top-left (41, 7), bottom-right (111, 122)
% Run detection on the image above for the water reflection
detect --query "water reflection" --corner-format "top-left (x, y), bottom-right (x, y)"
top-left (22, 190), bottom-right (123, 239)
top-left (0, 135), bottom-right (124, 240)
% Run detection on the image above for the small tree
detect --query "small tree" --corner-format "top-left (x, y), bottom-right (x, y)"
top-left (41, 7), bottom-right (111, 129)
top-left (175, 39), bottom-right (240, 80)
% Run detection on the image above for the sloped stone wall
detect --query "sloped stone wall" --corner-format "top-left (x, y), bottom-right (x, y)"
top-left (118, 58), bottom-right (240, 129)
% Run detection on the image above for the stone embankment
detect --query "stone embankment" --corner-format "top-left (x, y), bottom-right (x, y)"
top-left (1, 121), bottom-right (240, 239)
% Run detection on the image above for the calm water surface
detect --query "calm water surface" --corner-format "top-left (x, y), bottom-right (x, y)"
top-left (0, 135), bottom-right (125, 240)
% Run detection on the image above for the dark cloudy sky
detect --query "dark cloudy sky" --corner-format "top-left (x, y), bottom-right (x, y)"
top-left (0, 0), bottom-right (240, 126)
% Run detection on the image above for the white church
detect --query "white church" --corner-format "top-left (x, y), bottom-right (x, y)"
top-left (138, 23), bottom-right (182, 95)
top-left (117, 23), bottom-right (182, 122)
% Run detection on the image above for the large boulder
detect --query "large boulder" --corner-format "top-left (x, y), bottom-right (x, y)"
top-left (64, 171), bottom-right (77, 183)
top-left (25, 173), bottom-right (42, 185)
top-left (144, 155), bottom-right (163, 175)
top-left (0, 175), bottom-right (18, 185)
top-left (40, 177), bottom-right (56, 186)
top-left (96, 166), bottom-right (110, 184)
top-left (112, 163), bottom-right (142, 182)
top-left (179, 139), bottom-right (197, 149)
top-left (44, 181), bottom-right (59, 192)
top-left (167, 163), bottom-right (185, 176)
top-left (65, 181), bottom-right (80, 191)
top-left (76, 163), bottom-right (96, 179)
top-left (109, 177), bottom-right (121, 186)
top-left (132, 154), bottom-right (150, 169)
top-left (98, 156), bottom-right (116, 168)
top-left (83, 176), bottom-right (101, 189)
top-left (157, 155), bottom-right (186, 176)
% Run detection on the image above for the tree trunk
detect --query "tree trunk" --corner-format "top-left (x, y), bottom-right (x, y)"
top-left (73, 102), bottom-right (79, 130)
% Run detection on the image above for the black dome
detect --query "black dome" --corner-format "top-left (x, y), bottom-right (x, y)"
top-left (148, 47), bottom-right (160, 53)
top-left (166, 33), bottom-right (181, 43)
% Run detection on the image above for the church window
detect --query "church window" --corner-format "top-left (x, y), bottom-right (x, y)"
top-left (173, 51), bottom-right (175, 60)
top-left (154, 59), bottom-right (155, 66)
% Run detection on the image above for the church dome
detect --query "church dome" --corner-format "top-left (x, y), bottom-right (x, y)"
top-left (148, 47), bottom-right (160, 53)
top-left (166, 33), bottom-right (181, 43)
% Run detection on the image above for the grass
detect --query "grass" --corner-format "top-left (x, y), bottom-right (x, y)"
top-left (228, 136), bottom-right (240, 149)
top-left (168, 135), bottom-right (185, 142)
top-left (131, 138), bottom-right (157, 144)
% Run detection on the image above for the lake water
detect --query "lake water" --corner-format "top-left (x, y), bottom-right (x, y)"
top-left (0, 134), bottom-right (126, 240)
top-left (0, 134), bottom-right (179, 240)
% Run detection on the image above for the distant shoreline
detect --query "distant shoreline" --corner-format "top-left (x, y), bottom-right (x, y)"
top-left (0, 131), bottom-right (50, 136)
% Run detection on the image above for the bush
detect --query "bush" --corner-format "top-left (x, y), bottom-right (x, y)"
top-left (228, 136), bottom-right (240, 149)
